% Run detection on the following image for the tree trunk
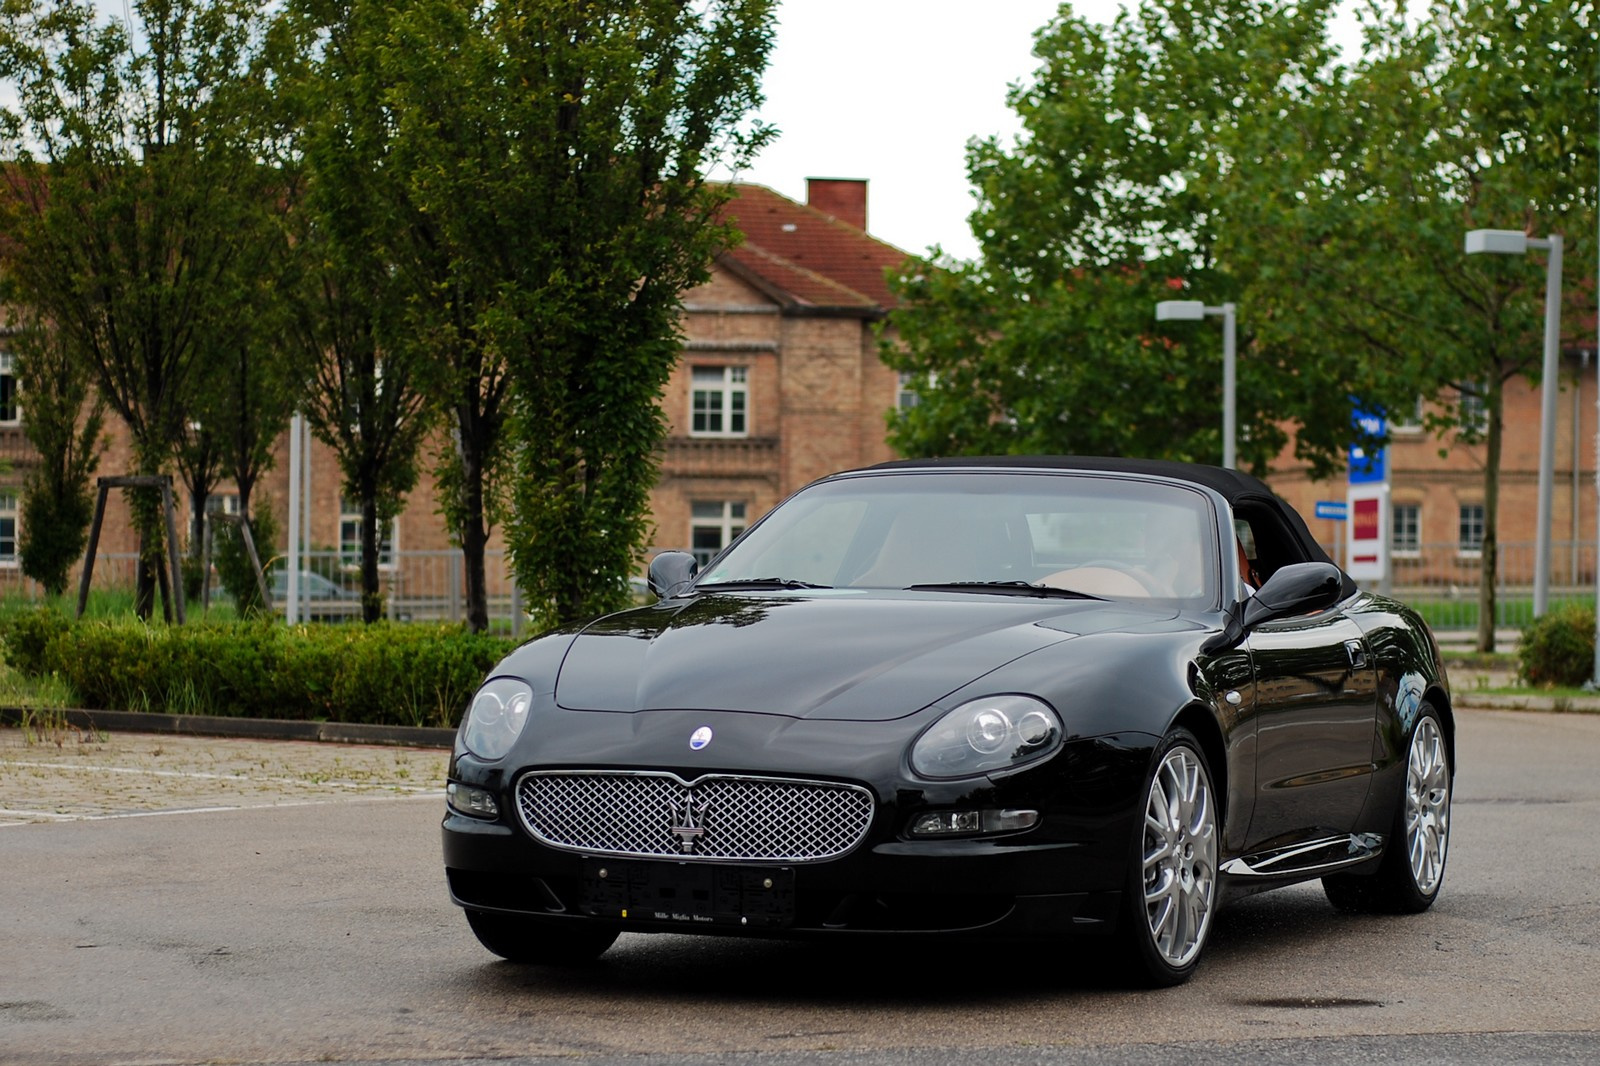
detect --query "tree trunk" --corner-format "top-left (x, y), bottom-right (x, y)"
top-left (361, 494), bottom-right (383, 624)
top-left (1476, 379), bottom-right (1505, 653)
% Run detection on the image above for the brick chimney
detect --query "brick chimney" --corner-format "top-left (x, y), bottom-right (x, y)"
top-left (806, 177), bottom-right (868, 231)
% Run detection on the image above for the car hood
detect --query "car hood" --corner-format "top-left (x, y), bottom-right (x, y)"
top-left (553, 591), bottom-right (1179, 722)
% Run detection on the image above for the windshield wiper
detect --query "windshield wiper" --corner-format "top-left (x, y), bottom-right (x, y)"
top-left (904, 581), bottom-right (1103, 600)
top-left (694, 577), bottom-right (832, 591)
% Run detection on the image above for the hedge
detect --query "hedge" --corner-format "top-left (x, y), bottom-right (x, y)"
top-left (1518, 602), bottom-right (1597, 689)
top-left (0, 608), bottom-right (515, 728)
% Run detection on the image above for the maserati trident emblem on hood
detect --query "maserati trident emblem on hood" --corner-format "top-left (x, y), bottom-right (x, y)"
top-left (689, 726), bottom-right (714, 750)
top-left (668, 793), bottom-right (709, 854)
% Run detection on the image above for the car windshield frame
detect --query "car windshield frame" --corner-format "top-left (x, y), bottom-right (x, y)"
top-left (693, 470), bottom-right (1227, 610)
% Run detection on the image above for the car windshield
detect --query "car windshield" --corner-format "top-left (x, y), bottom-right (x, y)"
top-left (696, 471), bottom-right (1222, 608)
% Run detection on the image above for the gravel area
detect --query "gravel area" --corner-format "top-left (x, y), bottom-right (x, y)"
top-left (0, 724), bottom-right (448, 825)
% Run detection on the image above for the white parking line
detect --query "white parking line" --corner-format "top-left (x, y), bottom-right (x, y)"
top-left (4, 760), bottom-right (441, 793)
top-left (0, 792), bottom-right (443, 826)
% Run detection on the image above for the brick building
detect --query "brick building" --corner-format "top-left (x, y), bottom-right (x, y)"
top-left (0, 178), bottom-right (913, 605)
top-left (1268, 346), bottom-right (1600, 598)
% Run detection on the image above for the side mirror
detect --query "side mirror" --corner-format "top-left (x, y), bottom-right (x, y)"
top-left (1239, 561), bottom-right (1344, 630)
top-left (647, 550), bottom-right (699, 599)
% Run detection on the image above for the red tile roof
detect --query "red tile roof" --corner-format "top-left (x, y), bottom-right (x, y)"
top-left (718, 183), bottom-right (910, 314)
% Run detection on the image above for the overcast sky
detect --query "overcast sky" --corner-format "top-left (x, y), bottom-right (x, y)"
top-left (739, 0), bottom-right (1365, 262)
top-left (738, 1), bottom-right (1111, 262)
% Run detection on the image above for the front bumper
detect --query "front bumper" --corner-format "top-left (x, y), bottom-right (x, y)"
top-left (441, 732), bottom-right (1154, 941)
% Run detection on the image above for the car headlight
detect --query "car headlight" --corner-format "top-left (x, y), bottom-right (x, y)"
top-left (461, 677), bottom-right (534, 761)
top-left (910, 695), bottom-right (1063, 779)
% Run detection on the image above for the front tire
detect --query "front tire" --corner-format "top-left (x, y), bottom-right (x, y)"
top-left (464, 910), bottom-right (619, 964)
top-left (1117, 729), bottom-right (1219, 987)
top-left (1324, 705), bottom-right (1451, 914)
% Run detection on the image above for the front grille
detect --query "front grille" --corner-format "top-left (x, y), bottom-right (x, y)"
top-left (516, 770), bottom-right (875, 863)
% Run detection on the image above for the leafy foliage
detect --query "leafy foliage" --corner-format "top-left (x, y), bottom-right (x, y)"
top-left (0, 612), bottom-right (513, 727)
top-left (294, 0), bottom-right (776, 628)
top-left (213, 500), bottom-right (280, 615)
top-left (0, 0), bottom-right (289, 618)
top-left (886, 0), bottom-right (1377, 474)
top-left (1518, 602), bottom-right (1598, 689)
top-left (7, 319), bottom-right (105, 596)
top-left (887, 0), bottom-right (1597, 653)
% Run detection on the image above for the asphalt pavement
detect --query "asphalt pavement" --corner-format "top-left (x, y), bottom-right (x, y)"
top-left (2, 705), bottom-right (1600, 1065)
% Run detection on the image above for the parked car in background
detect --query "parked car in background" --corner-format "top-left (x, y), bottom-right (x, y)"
top-left (442, 457), bottom-right (1452, 985)
top-left (270, 569), bottom-right (359, 621)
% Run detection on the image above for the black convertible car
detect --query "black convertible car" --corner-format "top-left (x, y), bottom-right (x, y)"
top-left (442, 457), bottom-right (1452, 985)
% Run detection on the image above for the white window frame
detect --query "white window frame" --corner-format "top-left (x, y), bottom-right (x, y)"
top-left (1457, 503), bottom-right (1484, 558)
top-left (0, 490), bottom-right (18, 566)
top-left (690, 500), bottom-right (747, 567)
top-left (1392, 502), bottom-right (1421, 558)
top-left (1390, 396), bottom-right (1424, 435)
top-left (896, 371), bottom-right (922, 411)
top-left (0, 351), bottom-right (20, 426)
top-left (339, 497), bottom-right (397, 570)
top-left (690, 366), bottom-right (749, 438)
top-left (1455, 383), bottom-right (1488, 437)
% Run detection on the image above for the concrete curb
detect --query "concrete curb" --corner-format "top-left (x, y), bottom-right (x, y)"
top-left (1454, 694), bottom-right (1600, 714)
top-left (0, 706), bottom-right (456, 748)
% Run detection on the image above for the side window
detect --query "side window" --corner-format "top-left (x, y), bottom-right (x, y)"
top-left (1232, 503), bottom-right (1307, 586)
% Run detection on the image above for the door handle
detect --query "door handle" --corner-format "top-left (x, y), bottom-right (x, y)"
top-left (1344, 639), bottom-right (1368, 670)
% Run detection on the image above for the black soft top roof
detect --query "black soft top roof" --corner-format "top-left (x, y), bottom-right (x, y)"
top-left (865, 455), bottom-right (1349, 591)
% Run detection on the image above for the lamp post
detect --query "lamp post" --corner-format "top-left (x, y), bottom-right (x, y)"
top-left (1156, 299), bottom-right (1238, 469)
top-left (1465, 228), bottom-right (1564, 618)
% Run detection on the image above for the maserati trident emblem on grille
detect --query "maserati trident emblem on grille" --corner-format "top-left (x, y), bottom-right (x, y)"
top-left (668, 794), bottom-right (710, 854)
top-left (689, 726), bottom-right (713, 750)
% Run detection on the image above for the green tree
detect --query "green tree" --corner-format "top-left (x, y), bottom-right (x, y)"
top-left (8, 317), bottom-right (105, 597)
top-left (0, 0), bottom-right (287, 620)
top-left (295, 0), bottom-right (776, 629)
top-left (1245, 0), bottom-right (1598, 651)
top-left (886, 0), bottom-right (1390, 475)
top-left (279, 3), bottom-right (436, 624)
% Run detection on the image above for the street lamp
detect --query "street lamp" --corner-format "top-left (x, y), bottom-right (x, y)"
top-left (1156, 299), bottom-right (1238, 469)
top-left (1465, 228), bottom-right (1564, 618)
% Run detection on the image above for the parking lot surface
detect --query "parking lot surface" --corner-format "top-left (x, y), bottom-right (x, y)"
top-left (3, 708), bottom-right (1599, 1066)
top-left (0, 726), bottom-right (447, 824)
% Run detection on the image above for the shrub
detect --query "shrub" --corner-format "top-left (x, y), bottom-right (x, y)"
top-left (0, 606), bottom-right (72, 676)
top-left (1518, 603), bottom-right (1597, 688)
top-left (215, 503), bottom-right (280, 616)
top-left (0, 614), bottom-right (512, 726)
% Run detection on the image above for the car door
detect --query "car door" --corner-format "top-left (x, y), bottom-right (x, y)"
top-left (1243, 604), bottom-right (1378, 846)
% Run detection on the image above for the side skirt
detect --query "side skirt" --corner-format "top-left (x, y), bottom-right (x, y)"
top-left (1220, 832), bottom-right (1385, 885)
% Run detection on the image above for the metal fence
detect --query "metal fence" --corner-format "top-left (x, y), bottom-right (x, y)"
top-left (4, 540), bottom-right (1593, 639)
top-left (1, 549), bottom-right (524, 630)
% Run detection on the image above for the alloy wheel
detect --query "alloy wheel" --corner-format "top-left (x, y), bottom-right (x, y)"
top-left (1405, 714), bottom-right (1451, 895)
top-left (1141, 744), bottom-right (1218, 968)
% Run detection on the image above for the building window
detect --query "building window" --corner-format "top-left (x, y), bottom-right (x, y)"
top-left (1457, 503), bottom-right (1484, 556)
top-left (691, 500), bottom-right (746, 566)
top-left (340, 497), bottom-right (395, 568)
top-left (691, 366), bottom-right (748, 437)
top-left (1392, 503), bottom-right (1421, 556)
top-left (1390, 396), bottom-right (1424, 435)
top-left (204, 492), bottom-right (240, 517)
top-left (0, 491), bottom-right (17, 565)
top-left (896, 371), bottom-right (922, 411)
top-left (0, 351), bottom-right (19, 425)
top-left (1455, 383), bottom-right (1487, 437)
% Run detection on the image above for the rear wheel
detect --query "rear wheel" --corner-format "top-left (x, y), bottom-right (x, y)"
top-left (1324, 705), bottom-right (1451, 914)
top-left (464, 910), bottom-right (619, 964)
top-left (1117, 729), bottom-right (1219, 987)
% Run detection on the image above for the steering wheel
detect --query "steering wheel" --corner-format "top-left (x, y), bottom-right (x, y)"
top-left (1066, 559), bottom-right (1170, 597)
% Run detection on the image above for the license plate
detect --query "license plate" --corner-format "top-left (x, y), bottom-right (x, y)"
top-left (578, 859), bottom-right (795, 928)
